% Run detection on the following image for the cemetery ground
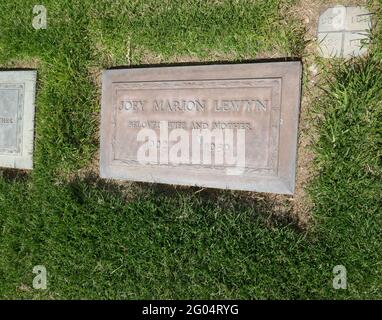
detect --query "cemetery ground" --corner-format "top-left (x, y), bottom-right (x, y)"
top-left (0, 0), bottom-right (381, 299)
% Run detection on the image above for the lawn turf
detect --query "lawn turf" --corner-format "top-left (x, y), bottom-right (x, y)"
top-left (0, 0), bottom-right (380, 299)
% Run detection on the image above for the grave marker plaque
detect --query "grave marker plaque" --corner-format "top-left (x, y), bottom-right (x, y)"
top-left (0, 71), bottom-right (37, 170)
top-left (317, 6), bottom-right (373, 58)
top-left (100, 62), bottom-right (301, 194)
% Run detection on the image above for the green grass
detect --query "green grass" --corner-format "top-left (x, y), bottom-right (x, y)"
top-left (0, 0), bottom-right (381, 299)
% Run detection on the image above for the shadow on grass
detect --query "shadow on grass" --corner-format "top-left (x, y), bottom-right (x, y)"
top-left (67, 171), bottom-right (304, 233)
top-left (106, 57), bottom-right (302, 70)
top-left (0, 168), bottom-right (30, 182)
top-left (145, 182), bottom-right (302, 231)
top-left (0, 68), bottom-right (37, 71)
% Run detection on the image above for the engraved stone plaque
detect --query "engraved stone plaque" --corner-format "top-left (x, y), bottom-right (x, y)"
top-left (317, 6), bottom-right (373, 58)
top-left (100, 62), bottom-right (301, 194)
top-left (0, 71), bottom-right (37, 169)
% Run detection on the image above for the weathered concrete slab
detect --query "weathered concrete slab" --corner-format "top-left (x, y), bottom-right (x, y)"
top-left (0, 71), bottom-right (37, 170)
top-left (343, 31), bottom-right (370, 57)
top-left (317, 6), bottom-right (372, 58)
top-left (100, 62), bottom-right (302, 194)
top-left (317, 32), bottom-right (343, 58)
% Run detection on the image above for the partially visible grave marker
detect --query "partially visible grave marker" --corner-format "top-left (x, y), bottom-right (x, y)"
top-left (0, 71), bottom-right (37, 169)
top-left (317, 6), bottom-right (373, 58)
